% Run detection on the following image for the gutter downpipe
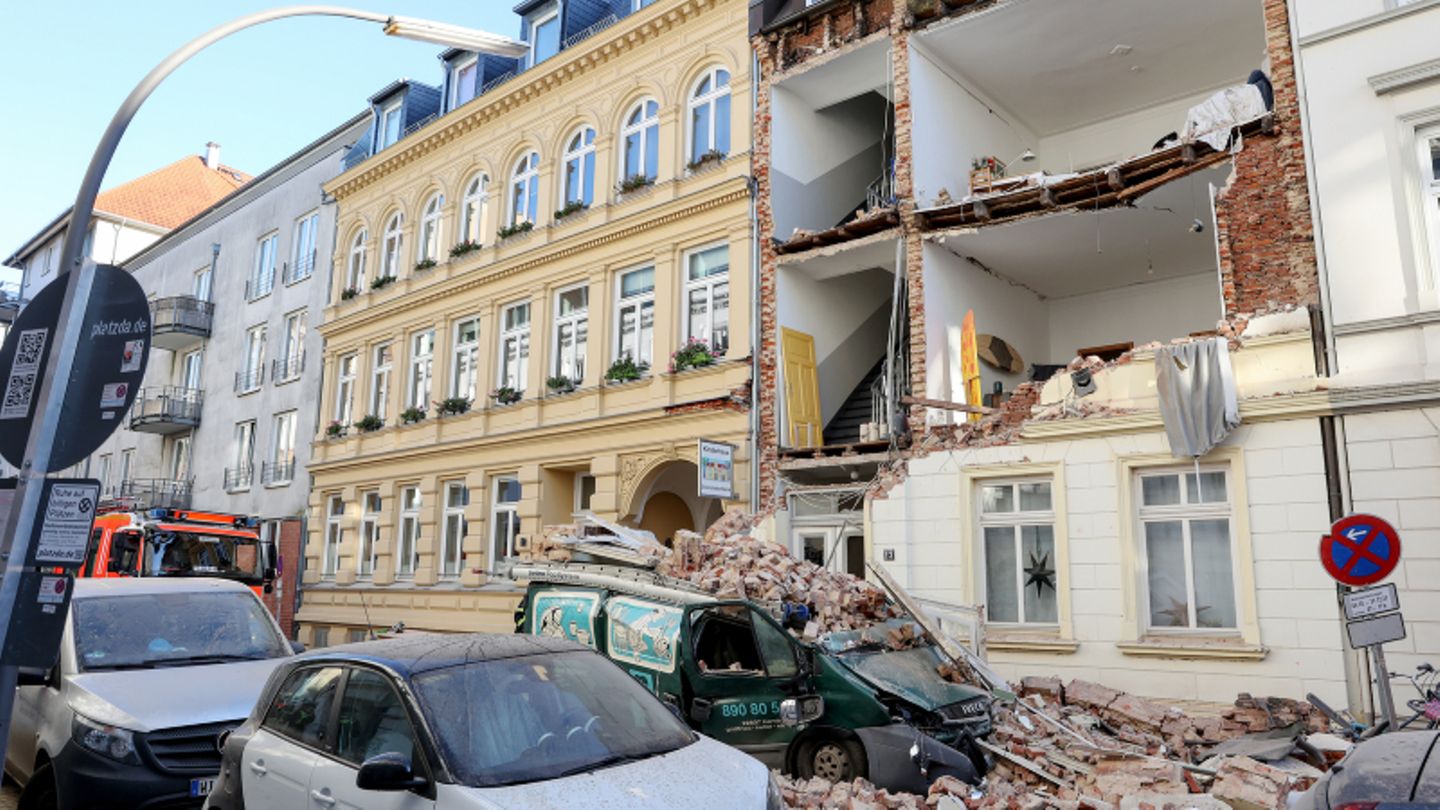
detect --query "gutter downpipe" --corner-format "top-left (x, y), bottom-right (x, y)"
top-left (749, 47), bottom-right (763, 513)
top-left (1284, 0), bottom-right (1368, 719)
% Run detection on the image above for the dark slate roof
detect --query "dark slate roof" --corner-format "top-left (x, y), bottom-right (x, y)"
top-left (296, 632), bottom-right (588, 676)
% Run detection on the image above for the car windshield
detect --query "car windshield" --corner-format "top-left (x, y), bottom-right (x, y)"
top-left (145, 531), bottom-right (262, 584)
top-left (412, 651), bottom-right (695, 788)
top-left (73, 591), bottom-right (290, 671)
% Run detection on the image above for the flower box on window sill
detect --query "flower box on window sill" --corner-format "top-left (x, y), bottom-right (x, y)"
top-left (370, 275), bottom-right (397, 291)
top-left (1114, 637), bottom-right (1267, 661)
top-left (552, 201), bottom-right (590, 225)
top-left (664, 358), bottom-right (733, 378)
top-left (492, 387), bottom-right (523, 406)
top-left (602, 374), bottom-right (650, 389)
top-left (353, 415), bottom-right (385, 433)
top-left (497, 221), bottom-right (534, 242)
top-left (325, 421), bottom-right (348, 440)
top-left (449, 240), bottom-right (482, 259)
top-left (614, 175), bottom-right (656, 204)
top-left (685, 150), bottom-right (727, 176)
top-left (668, 339), bottom-right (719, 374)
top-left (433, 397), bottom-right (473, 417)
top-left (414, 258), bottom-right (438, 273)
top-left (399, 407), bottom-right (427, 425)
top-left (340, 287), bottom-right (361, 302)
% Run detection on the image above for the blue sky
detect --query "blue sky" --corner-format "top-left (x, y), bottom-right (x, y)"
top-left (0, 1), bottom-right (521, 281)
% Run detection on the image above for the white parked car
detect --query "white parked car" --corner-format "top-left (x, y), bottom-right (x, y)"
top-left (204, 633), bottom-right (781, 809)
top-left (4, 577), bottom-right (297, 809)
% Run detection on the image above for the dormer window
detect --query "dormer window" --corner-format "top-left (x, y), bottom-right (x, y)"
top-left (379, 101), bottom-right (403, 149)
top-left (451, 55), bottom-right (479, 109)
top-left (529, 9), bottom-right (560, 67)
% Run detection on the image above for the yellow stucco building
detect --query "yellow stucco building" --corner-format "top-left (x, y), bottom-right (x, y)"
top-left (297, 0), bottom-right (753, 643)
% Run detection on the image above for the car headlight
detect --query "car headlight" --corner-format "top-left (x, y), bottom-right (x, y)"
top-left (766, 771), bottom-right (784, 810)
top-left (72, 714), bottom-right (140, 764)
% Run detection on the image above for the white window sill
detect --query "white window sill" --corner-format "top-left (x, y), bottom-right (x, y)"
top-left (1115, 637), bottom-right (1268, 661)
top-left (264, 480), bottom-right (292, 489)
top-left (984, 632), bottom-right (1079, 654)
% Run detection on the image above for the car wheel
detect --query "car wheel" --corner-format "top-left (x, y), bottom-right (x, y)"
top-left (17, 763), bottom-right (58, 810)
top-left (798, 736), bottom-right (866, 783)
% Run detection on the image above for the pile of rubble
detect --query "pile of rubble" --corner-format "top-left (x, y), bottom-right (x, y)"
top-left (778, 679), bottom-right (1341, 810)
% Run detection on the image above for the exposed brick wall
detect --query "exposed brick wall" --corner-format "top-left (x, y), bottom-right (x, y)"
top-left (259, 517), bottom-right (303, 638)
top-left (753, 33), bottom-right (782, 510)
top-left (767, 0), bottom-right (890, 73)
top-left (1213, 0), bottom-right (1318, 316)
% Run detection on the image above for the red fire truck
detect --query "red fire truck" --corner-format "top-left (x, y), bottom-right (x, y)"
top-left (83, 505), bottom-right (279, 596)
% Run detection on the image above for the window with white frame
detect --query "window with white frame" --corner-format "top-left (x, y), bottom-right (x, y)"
top-left (98, 454), bottom-right (113, 496)
top-left (371, 343), bottom-right (393, 419)
top-left (441, 481), bottom-right (468, 579)
top-left (498, 302), bottom-right (530, 391)
top-left (119, 449), bottom-right (134, 487)
top-left (397, 486), bottom-right (421, 577)
top-left (408, 329), bottom-right (435, 411)
top-left (181, 350), bottom-right (203, 390)
top-left (323, 495), bottom-right (343, 578)
top-left (418, 193), bottom-right (444, 264)
top-left (1136, 468), bottom-right (1238, 631)
top-left (346, 229), bottom-right (367, 293)
top-left (450, 54), bottom-right (479, 109)
top-left (490, 477), bottom-right (521, 567)
top-left (277, 310), bottom-right (306, 382)
top-left (335, 353), bottom-right (357, 422)
top-left (1418, 124), bottom-right (1440, 285)
top-left (552, 285), bottom-right (588, 383)
top-left (621, 100), bottom-right (660, 183)
top-left (451, 317), bottom-right (480, 400)
top-left (684, 244), bottom-right (730, 354)
top-left (289, 210), bottom-right (319, 282)
top-left (358, 491), bottom-right (381, 578)
top-left (688, 67), bottom-right (731, 165)
top-left (170, 437), bottom-right (191, 481)
top-left (529, 8), bottom-right (560, 66)
top-left (268, 410), bottom-right (297, 484)
top-left (615, 266), bottom-right (655, 368)
top-left (230, 420), bottom-right (255, 489)
top-left (193, 265), bottom-right (213, 302)
top-left (562, 128), bottom-right (596, 208)
top-left (380, 101), bottom-right (403, 149)
top-left (381, 213), bottom-right (403, 279)
top-left (509, 152), bottom-right (540, 228)
top-left (979, 480), bottom-right (1058, 625)
top-left (460, 174), bottom-right (488, 244)
top-left (573, 473), bottom-right (596, 516)
top-left (240, 325), bottom-right (266, 392)
top-left (250, 232), bottom-right (278, 299)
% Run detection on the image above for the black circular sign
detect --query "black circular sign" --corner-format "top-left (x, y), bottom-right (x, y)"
top-left (0, 264), bottom-right (151, 471)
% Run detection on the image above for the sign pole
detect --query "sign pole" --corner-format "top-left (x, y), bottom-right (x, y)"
top-left (1372, 645), bottom-right (1398, 730)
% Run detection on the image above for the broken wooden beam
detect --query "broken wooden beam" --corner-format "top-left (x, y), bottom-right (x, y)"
top-left (902, 395), bottom-right (993, 415)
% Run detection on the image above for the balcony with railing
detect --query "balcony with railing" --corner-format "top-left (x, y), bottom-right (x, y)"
top-left (118, 478), bottom-right (192, 510)
top-left (272, 352), bottom-right (305, 385)
top-left (150, 296), bottom-right (214, 351)
top-left (129, 386), bottom-right (204, 435)
top-left (224, 465), bottom-right (254, 491)
top-left (235, 366), bottom-right (265, 394)
top-left (283, 251), bottom-right (317, 285)
top-left (0, 281), bottom-right (24, 327)
top-left (262, 458), bottom-right (297, 487)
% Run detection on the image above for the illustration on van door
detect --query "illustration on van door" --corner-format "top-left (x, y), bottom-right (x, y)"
top-left (606, 596), bottom-right (683, 673)
top-left (532, 589), bottom-right (601, 648)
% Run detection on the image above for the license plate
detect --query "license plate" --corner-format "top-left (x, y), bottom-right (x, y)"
top-left (189, 777), bottom-right (217, 798)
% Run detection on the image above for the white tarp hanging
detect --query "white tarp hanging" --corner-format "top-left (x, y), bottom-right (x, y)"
top-left (1184, 84), bottom-right (1266, 151)
top-left (1155, 337), bottom-right (1240, 459)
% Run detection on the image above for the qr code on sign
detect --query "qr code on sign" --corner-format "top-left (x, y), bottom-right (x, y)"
top-left (2, 371), bottom-right (36, 416)
top-left (15, 329), bottom-right (47, 370)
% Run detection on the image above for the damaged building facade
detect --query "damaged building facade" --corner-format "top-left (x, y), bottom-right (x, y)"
top-left (298, 0), bottom-right (754, 642)
top-left (748, 0), bottom-right (1368, 705)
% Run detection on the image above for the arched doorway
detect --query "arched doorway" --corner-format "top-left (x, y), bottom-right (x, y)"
top-left (637, 491), bottom-right (694, 547)
top-left (625, 458), bottom-right (723, 547)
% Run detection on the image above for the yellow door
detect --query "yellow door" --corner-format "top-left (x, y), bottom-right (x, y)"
top-left (781, 328), bottom-right (823, 448)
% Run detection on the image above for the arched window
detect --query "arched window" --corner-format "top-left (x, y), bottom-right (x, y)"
top-left (509, 152), bottom-right (540, 227)
top-left (688, 67), bottom-right (731, 165)
top-left (382, 213), bottom-right (403, 279)
top-left (345, 229), bottom-right (367, 291)
top-left (562, 127), bottom-right (596, 208)
top-left (418, 193), bottom-right (444, 263)
top-left (620, 99), bottom-right (659, 183)
top-left (459, 173), bottom-right (488, 244)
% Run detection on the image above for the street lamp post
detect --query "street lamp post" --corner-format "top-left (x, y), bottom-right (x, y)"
top-left (0, 4), bottom-right (523, 772)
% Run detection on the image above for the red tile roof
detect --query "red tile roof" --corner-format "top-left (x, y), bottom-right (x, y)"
top-left (93, 155), bottom-right (251, 230)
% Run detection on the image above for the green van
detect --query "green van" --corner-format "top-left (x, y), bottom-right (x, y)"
top-left (513, 566), bottom-right (994, 793)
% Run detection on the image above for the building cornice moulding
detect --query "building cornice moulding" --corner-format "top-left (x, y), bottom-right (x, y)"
top-left (1299, 0), bottom-right (1440, 47)
top-left (1370, 57), bottom-right (1440, 95)
top-left (327, 0), bottom-right (725, 201)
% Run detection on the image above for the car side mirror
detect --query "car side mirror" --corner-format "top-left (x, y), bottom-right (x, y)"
top-left (356, 752), bottom-right (427, 792)
top-left (780, 695), bottom-right (825, 727)
top-left (288, 640), bottom-right (306, 654)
